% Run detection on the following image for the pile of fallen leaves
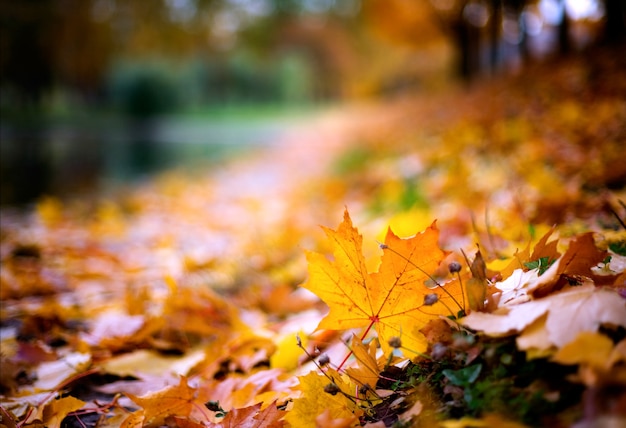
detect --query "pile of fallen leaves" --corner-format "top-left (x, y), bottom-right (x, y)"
top-left (1, 49), bottom-right (626, 427)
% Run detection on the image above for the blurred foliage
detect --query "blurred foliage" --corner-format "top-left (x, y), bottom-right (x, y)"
top-left (108, 60), bottom-right (182, 118)
top-left (2, 0), bottom-right (623, 113)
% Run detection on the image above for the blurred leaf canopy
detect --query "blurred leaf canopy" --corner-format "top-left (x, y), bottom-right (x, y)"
top-left (1, 0), bottom-right (623, 109)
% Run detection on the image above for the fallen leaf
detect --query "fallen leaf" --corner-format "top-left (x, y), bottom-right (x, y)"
top-left (551, 331), bottom-right (614, 369)
top-left (0, 391), bottom-right (54, 421)
top-left (270, 332), bottom-right (308, 371)
top-left (398, 400), bottom-right (423, 422)
top-left (419, 318), bottom-right (455, 346)
top-left (529, 228), bottom-right (561, 265)
top-left (284, 368), bottom-right (359, 428)
top-left (99, 348), bottom-right (205, 378)
top-left (42, 396), bottom-right (85, 428)
top-left (83, 310), bottom-right (145, 347)
top-left (557, 233), bottom-right (607, 278)
top-left (303, 210), bottom-right (459, 356)
top-left (126, 376), bottom-right (209, 426)
top-left (494, 232), bottom-right (615, 305)
top-left (495, 268), bottom-right (542, 306)
top-left (34, 352), bottom-right (91, 391)
top-left (466, 248), bottom-right (487, 311)
top-left (169, 416), bottom-right (207, 428)
top-left (531, 232), bottom-right (607, 298)
top-left (608, 339), bottom-right (626, 367)
top-left (205, 402), bottom-right (285, 428)
top-left (314, 408), bottom-right (359, 428)
top-left (514, 314), bottom-right (551, 359)
top-left (251, 402), bottom-right (287, 428)
top-left (120, 409), bottom-right (145, 428)
top-left (462, 284), bottom-right (626, 351)
top-left (345, 336), bottom-right (382, 389)
top-left (439, 413), bottom-right (529, 427)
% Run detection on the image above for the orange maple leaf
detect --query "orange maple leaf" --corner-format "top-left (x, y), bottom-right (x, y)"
top-left (303, 210), bottom-right (464, 360)
top-left (205, 402), bottom-right (286, 428)
top-left (126, 376), bottom-right (209, 426)
top-left (344, 336), bottom-right (382, 389)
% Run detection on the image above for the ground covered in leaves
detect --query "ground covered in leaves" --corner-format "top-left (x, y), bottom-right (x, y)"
top-left (1, 49), bottom-right (626, 428)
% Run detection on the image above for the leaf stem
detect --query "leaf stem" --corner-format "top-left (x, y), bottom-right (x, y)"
top-left (455, 272), bottom-right (466, 313)
top-left (337, 320), bottom-right (376, 371)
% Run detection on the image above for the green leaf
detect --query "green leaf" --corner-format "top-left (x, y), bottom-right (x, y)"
top-left (524, 256), bottom-right (556, 275)
top-left (442, 364), bottom-right (482, 386)
top-left (609, 241), bottom-right (626, 256)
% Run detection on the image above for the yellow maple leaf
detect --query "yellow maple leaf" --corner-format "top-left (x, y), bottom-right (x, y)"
top-left (551, 331), bottom-right (615, 369)
top-left (284, 369), bottom-right (360, 428)
top-left (42, 396), bottom-right (85, 428)
top-left (303, 210), bottom-right (462, 357)
top-left (344, 336), bottom-right (383, 389)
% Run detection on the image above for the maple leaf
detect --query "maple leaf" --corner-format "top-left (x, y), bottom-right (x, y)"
top-left (343, 335), bottom-right (388, 391)
top-left (494, 232), bottom-right (614, 306)
top-left (530, 232), bottom-right (608, 298)
top-left (41, 396), bottom-right (85, 428)
top-left (205, 402), bottom-right (285, 428)
top-left (284, 368), bottom-right (359, 428)
top-left (314, 408), bottom-right (359, 428)
top-left (303, 210), bottom-right (460, 358)
top-left (126, 376), bottom-right (209, 426)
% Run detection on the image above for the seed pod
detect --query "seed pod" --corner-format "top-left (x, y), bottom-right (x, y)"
top-left (449, 261), bottom-right (462, 274)
top-left (324, 383), bottom-right (341, 395)
top-left (424, 293), bottom-right (438, 306)
top-left (359, 383), bottom-right (372, 395)
top-left (206, 401), bottom-right (222, 412)
top-left (388, 336), bottom-right (402, 348)
top-left (318, 354), bottom-right (330, 366)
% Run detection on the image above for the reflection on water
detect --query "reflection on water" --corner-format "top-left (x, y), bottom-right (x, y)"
top-left (0, 115), bottom-right (298, 206)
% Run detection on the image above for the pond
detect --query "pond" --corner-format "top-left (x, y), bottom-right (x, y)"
top-left (0, 112), bottom-right (308, 206)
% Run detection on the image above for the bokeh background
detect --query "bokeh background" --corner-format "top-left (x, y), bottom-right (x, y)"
top-left (1, 0), bottom-right (622, 206)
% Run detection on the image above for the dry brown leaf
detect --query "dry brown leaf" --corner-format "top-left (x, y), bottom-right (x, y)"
top-left (205, 402), bottom-right (285, 428)
top-left (461, 284), bottom-right (626, 351)
top-left (529, 228), bottom-right (560, 264)
top-left (531, 232), bottom-right (607, 298)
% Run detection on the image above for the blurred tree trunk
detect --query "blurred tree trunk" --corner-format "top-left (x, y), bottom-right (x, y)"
top-left (603, 0), bottom-right (626, 45)
top-left (557, 0), bottom-right (571, 55)
top-left (0, 0), bottom-right (55, 106)
top-left (453, 19), bottom-right (481, 80)
top-left (488, 0), bottom-right (502, 74)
